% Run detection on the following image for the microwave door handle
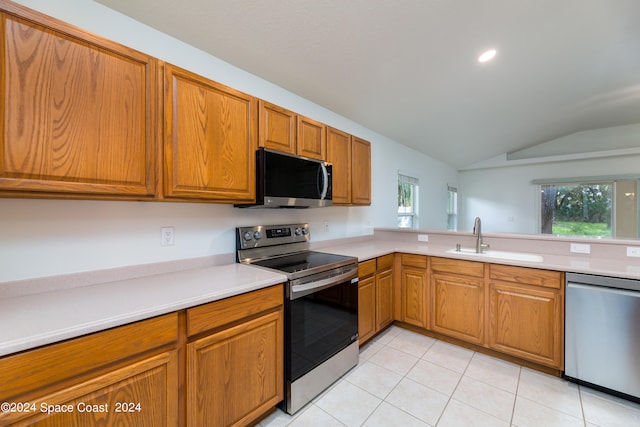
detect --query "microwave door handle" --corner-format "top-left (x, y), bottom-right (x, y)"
top-left (319, 163), bottom-right (329, 200)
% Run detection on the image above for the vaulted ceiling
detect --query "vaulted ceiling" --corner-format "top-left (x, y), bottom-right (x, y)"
top-left (98, 0), bottom-right (640, 168)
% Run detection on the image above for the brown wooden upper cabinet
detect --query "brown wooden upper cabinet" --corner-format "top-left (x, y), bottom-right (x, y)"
top-left (0, 2), bottom-right (159, 199)
top-left (327, 128), bottom-right (371, 205)
top-left (351, 136), bottom-right (371, 205)
top-left (258, 101), bottom-right (326, 161)
top-left (258, 100), bottom-right (296, 154)
top-left (296, 115), bottom-right (326, 160)
top-left (326, 127), bottom-right (351, 204)
top-left (0, 0), bottom-right (369, 206)
top-left (164, 64), bottom-right (257, 202)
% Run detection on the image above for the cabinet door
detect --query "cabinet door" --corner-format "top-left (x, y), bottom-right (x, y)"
top-left (258, 100), bottom-right (296, 154)
top-left (358, 274), bottom-right (376, 344)
top-left (164, 64), bottom-right (257, 202)
top-left (376, 268), bottom-right (394, 331)
top-left (351, 137), bottom-right (371, 205)
top-left (401, 266), bottom-right (427, 328)
top-left (489, 281), bottom-right (563, 368)
top-left (187, 309), bottom-right (283, 427)
top-left (326, 127), bottom-right (351, 204)
top-left (431, 273), bottom-right (484, 344)
top-left (0, 351), bottom-right (178, 427)
top-left (0, 8), bottom-right (158, 198)
top-left (0, 313), bottom-right (178, 400)
top-left (296, 115), bottom-right (326, 160)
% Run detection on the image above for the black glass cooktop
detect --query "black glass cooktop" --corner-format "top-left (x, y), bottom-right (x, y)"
top-left (252, 251), bottom-right (355, 274)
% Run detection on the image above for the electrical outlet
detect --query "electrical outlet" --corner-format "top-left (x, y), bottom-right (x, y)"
top-left (418, 234), bottom-right (429, 242)
top-left (161, 226), bottom-right (175, 246)
top-left (323, 220), bottom-right (329, 232)
top-left (570, 243), bottom-right (590, 254)
top-left (627, 247), bottom-right (640, 257)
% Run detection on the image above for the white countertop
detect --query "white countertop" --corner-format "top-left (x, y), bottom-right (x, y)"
top-left (0, 264), bottom-right (286, 357)
top-left (2, 232), bottom-right (638, 358)
top-left (318, 240), bottom-right (640, 280)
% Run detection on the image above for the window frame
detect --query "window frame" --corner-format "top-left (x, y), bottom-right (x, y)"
top-left (533, 175), bottom-right (639, 239)
top-left (398, 173), bottom-right (419, 229)
top-left (447, 185), bottom-right (458, 231)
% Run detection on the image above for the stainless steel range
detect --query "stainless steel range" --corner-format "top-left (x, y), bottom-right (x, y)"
top-left (237, 223), bottom-right (359, 414)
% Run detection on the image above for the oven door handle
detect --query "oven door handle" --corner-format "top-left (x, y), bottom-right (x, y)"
top-left (290, 268), bottom-right (358, 300)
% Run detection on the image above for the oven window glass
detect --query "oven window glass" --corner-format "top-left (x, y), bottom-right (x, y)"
top-left (286, 280), bottom-right (358, 381)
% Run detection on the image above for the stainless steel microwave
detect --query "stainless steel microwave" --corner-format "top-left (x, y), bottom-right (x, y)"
top-left (235, 148), bottom-right (332, 208)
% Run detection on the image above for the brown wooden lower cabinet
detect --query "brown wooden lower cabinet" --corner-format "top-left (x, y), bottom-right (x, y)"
top-left (431, 272), bottom-right (485, 345)
top-left (186, 284), bottom-right (284, 427)
top-left (394, 254), bottom-right (564, 370)
top-left (0, 284), bottom-right (284, 427)
top-left (4, 352), bottom-right (178, 427)
top-left (186, 306), bottom-right (283, 427)
top-left (358, 268), bottom-right (377, 344)
top-left (400, 254), bottom-right (428, 329)
top-left (488, 265), bottom-right (564, 369)
top-left (430, 257), bottom-right (485, 345)
top-left (0, 314), bottom-right (179, 426)
top-left (358, 254), bottom-right (394, 345)
top-left (375, 267), bottom-right (394, 331)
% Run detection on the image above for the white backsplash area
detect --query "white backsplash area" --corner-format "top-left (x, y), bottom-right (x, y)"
top-left (1, 0), bottom-right (459, 283)
top-left (0, 199), bottom-right (373, 282)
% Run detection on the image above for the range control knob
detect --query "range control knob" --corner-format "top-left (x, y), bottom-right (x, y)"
top-left (243, 231), bottom-right (252, 241)
top-left (294, 227), bottom-right (302, 236)
top-left (253, 231), bottom-right (262, 240)
top-left (301, 227), bottom-right (309, 235)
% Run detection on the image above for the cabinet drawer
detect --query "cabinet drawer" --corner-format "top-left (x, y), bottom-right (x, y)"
top-left (376, 254), bottom-right (394, 271)
top-left (401, 253), bottom-right (427, 269)
top-left (359, 259), bottom-right (376, 278)
top-left (0, 313), bottom-right (178, 400)
top-left (187, 284), bottom-right (283, 336)
top-left (431, 257), bottom-right (484, 278)
top-left (490, 264), bottom-right (562, 289)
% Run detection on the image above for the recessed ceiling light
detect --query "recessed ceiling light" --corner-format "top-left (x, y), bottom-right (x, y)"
top-left (478, 49), bottom-right (497, 63)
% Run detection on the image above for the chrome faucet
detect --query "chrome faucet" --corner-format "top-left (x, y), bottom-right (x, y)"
top-left (473, 217), bottom-right (490, 253)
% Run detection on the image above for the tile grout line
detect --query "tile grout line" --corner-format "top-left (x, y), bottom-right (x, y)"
top-left (339, 328), bottom-right (421, 426)
top-left (376, 332), bottom-right (428, 425)
top-left (271, 327), bottom-right (640, 426)
top-left (509, 366), bottom-right (523, 426)
top-left (577, 385), bottom-right (588, 427)
top-left (309, 402), bottom-right (348, 427)
top-left (432, 348), bottom-right (475, 426)
top-left (359, 329), bottom-right (440, 426)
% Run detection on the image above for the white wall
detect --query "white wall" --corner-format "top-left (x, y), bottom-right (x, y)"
top-left (458, 153), bottom-right (640, 234)
top-left (0, 0), bottom-right (456, 281)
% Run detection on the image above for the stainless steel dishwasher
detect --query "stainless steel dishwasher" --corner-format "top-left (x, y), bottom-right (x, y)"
top-left (565, 272), bottom-right (640, 402)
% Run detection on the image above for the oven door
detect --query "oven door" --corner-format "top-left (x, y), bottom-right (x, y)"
top-left (285, 264), bottom-right (359, 383)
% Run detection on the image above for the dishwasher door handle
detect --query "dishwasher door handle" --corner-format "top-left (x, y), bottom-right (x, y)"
top-left (568, 282), bottom-right (640, 299)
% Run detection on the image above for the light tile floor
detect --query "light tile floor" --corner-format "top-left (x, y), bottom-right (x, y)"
top-left (258, 326), bottom-right (640, 427)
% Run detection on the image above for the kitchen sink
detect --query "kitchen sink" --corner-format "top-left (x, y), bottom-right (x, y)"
top-left (446, 247), bottom-right (544, 263)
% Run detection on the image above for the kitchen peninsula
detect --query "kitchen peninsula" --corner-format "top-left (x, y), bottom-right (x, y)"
top-left (1, 228), bottom-right (639, 425)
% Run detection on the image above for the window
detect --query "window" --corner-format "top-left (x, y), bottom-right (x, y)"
top-left (447, 185), bottom-right (458, 231)
top-left (398, 173), bottom-right (419, 228)
top-left (538, 177), bottom-right (638, 239)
